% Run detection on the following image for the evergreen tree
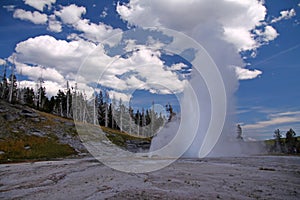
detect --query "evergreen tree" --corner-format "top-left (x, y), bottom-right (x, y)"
top-left (24, 87), bottom-right (35, 106)
top-left (54, 90), bottom-right (66, 117)
top-left (43, 96), bottom-right (55, 113)
top-left (236, 124), bottom-right (243, 140)
top-left (66, 81), bottom-right (72, 118)
top-left (285, 128), bottom-right (296, 153)
top-left (0, 64), bottom-right (8, 100)
top-left (135, 109), bottom-right (141, 136)
top-left (97, 90), bottom-right (105, 126)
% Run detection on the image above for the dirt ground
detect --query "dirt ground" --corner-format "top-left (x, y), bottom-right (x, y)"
top-left (0, 156), bottom-right (299, 199)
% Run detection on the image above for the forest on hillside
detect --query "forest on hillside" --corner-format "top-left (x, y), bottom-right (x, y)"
top-left (0, 65), bottom-right (173, 138)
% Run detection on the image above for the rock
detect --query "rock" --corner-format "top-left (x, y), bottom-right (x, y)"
top-left (29, 129), bottom-right (46, 137)
top-left (125, 139), bottom-right (151, 152)
top-left (31, 118), bottom-right (41, 122)
top-left (20, 109), bottom-right (39, 118)
top-left (24, 145), bottom-right (31, 150)
top-left (65, 122), bottom-right (75, 127)
top-left (12, 104), bottom-right (24, 109)
top-left (3, 114), bottom-right (18, 121)
top-left (0, 108), bottom-right (8, 113)
top-left (54, 118), bottom-right (63, 123)
top-left (0, 151), bottom-right (5, 155)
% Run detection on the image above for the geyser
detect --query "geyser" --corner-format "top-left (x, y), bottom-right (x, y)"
top-left (75, 27), bottom-right (230, 173)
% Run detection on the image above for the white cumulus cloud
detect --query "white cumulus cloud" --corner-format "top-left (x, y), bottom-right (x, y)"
top-left (24, 0), bottom-right (56, 12)
top-left (271, 8), bottom-right (296, 23)
top-left (0, 58), bottom-right (6, 65)
top-left (14, 35), bottom-right (97, 76)
top-left (55, 4), bottom-right (86, 24)
top-left (74, 19), bottom-right (123, 46)
top-left (262, 25), bottom-right (279, 42)
top-left (19, 80), bottom-right (65, 98)
top-left (13, 9), bottom-right (48, 24)
top-left (234, 66), bottom-right (262, 80)
top-left (116, 0), bottom-right (268, 52)
top-left (14, 61), bottom-right (65, 84)
top-left (47, 15), bottom-right (62, 33)
top-left (55, 4), bottom-right (122, 45)
top-left (255, 25), bottom-right (279, 43)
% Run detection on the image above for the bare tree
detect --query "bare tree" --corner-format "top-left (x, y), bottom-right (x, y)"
top-left (273, 129), bottom-right (283, 153)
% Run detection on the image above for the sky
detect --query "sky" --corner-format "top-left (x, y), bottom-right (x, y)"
top-left (0, 0), bottom-right (299, 141)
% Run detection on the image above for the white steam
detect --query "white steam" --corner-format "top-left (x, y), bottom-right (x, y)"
top-left (116, 0), bottom-right (272, 157)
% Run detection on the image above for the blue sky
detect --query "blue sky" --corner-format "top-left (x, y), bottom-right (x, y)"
top-left (0, 0), bottom-right (299, 141)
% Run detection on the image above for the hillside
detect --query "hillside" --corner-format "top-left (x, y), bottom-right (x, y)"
top-left (0, 100), bottom-right (150, 163)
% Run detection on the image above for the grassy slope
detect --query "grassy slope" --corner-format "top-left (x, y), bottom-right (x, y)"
top-left (0, 101), bottom-right (151, 163)
top-left (0, 101), bottom-right (77, 163)
top-left (0, 135), bottom-right (75, 163)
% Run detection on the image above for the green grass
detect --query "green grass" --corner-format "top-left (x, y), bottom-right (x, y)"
top-left (101, 126), bottom-right (151, 147)
top-left (0, 100), bottom-right (152, 163)
top-left (0, 135), bottom-right (76, 163)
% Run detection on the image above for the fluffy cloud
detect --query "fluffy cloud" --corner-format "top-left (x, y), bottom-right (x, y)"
top-left (0, 58), bottom-right (6, 65)
top-left (169, 63), bottom-right (187, 71)
top-left (55, 4), bottom-right (122, 45)
top-left (23, 0), bottom-right (56, 11)
top-left (271, 8), bottom-right (296, 23)
top-left (14, 61), bottom-right (65, 84)
top-left (13, 9), bottom-right (48, 24)
top-left (55, 4), bottom-right (86, 24)
top-left (106, 47), bottom-right (187, 94)
top-left (75, 19), bottom-right (122, 45)
top-left (234, 66), bottom-right (262, 80)
top-left (117, 0), bottom-right (267, 52)
top-left (255, 25), bottom-right (279, 43)
top-left (108, 90), bottom-right (131, 103)
top-left (15, 35), bottom-right (186, 100)
top-left (15, 35), bottom-right (97, 76)
top-left (262, 26), bottom-right (279, 42)
top-left (47, 15), bottom-right (62, 32)
top-left (13, 35), bottom-right (99, 97)
top-left (19, 80), bottom-right (65, 97)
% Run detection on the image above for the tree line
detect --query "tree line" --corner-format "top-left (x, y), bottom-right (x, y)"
top-left (272, 128), bottom-right (299, 154)
top-left (237, 124), bottom-right (299, 154)
top-left (0, 65), bottom-right (170, 138)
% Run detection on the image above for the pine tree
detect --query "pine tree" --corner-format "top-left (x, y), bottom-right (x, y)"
top-left (97, 90), bottom-right (105, 126)
top-left (24, 87), bottom-right (35, 106)
top-left (1, 64), bottom-right (8, 100)
top-left (285, 128), bottom-right (296, 153)
top-left (66, 81), bottom-right (72, 118)
top-left (236, 124), bottom-right (243, 140)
